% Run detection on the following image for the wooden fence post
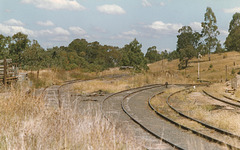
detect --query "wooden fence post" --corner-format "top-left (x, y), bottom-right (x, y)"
top-left (3, 58), bottom-right (7, 86)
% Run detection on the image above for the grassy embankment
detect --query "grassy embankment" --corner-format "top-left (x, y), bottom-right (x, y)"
top-left (0, 84), bottom-right (143, 149)
top-left (73, 51), bottom-right (240, 94)
top-left (149, 51), bottom-right (240, 136)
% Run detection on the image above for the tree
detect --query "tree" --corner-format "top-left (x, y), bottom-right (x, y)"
top-left (177, 26), bottom-right (201, 51)
top-left (225, 13), bottom-right (240, 51)
top-left (10, 32), bottom-right (30, 64)
top-left (22, 40), bottom-right (45, 78)
top-left (176, 26), bottom-right (200, 69)
top-left (168, 50), bottom-right (179, 61)
top-left (145, 46), bottom-right (160, 63)
top-left (201, 7), bottom-right (220, 61)
top-left (178, 45), bottom-right (196, 69)
top-left (215, 42), bottom-right (225, 53)
top-left (225, 26), bottom-right (240, 51)
top-left (0, 34), bottom-right (11, 59)
top-left (121, 39), bottom-right (148, 71)
top-left (229, 12), bottom-right (240, 32)
top-left (68, 38), bottom-right (88, 55)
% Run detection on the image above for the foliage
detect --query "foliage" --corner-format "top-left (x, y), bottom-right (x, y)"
top-left (214, 42), bottom-right (225, 53)
top-left (228, 12), bottom-right (240, 33)
top-left (178, 45), bottom-right (196, 69)
top-left (177, 26), bottom-right (201, 52)
top-left (145, 46), bottom-right (160, 63)
top-left (22, 40), bottom-right (46, 70)
top-left (121, 39), bottom-right (148, 72)
top-left (0, 6), bottom-right (238, 74)
top-left (201, 7), bottom-right (220, 61)
top-left (225, 13), bottom-right (240, 51)
top-left (177, 26), bottom-right (200, 69)
top-left (10, 32), bottom-right (31, 64)
top-left (0, 34), bottom-right (11, 59)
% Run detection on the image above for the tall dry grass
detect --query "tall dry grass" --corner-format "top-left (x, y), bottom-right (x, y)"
top-left (170, 89), bottom-right (240, 135)
top-left (0, 85), bottom-right (142, 149)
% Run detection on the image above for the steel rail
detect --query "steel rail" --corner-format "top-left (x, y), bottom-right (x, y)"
top-left (148, 88), bottom-right (240, 150)
top-left (222, 95), bottom-right (240, 103)
top-left (203, 90), bottom-right (240, 108)
top-left (167, 89), bottom-right (240, 140)
top-left (101, 84), bottom-right (163, 123)
top-left (120, 85), bottom-right (184, 150)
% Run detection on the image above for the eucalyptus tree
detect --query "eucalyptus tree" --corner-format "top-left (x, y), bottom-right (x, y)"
top-left (10, 32), bottom-right (31, 64)
top-left (225, 13), bottom-right (240, 51)
top-left (228, 12), bottom-right (240, 32)
top-left (176, 26), bottom-right (200, 69)
top-left (145, 46), bottom-right (160, 63)
top-left (0, 34), bottom-right (11, 59)
top-left (22, 40), bottom-right (45, 78)
top-left (201, 7), bottom-right (220, 61)
top-left (121, 39), bottom-right (148, 72)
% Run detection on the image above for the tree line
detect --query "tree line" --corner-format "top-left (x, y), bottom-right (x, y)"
top-left (1, 7), bottom-right (240, 72)
top-left (0, 33), bottom-right (148, 72)
top-left (146, 7), bottom-right (240, 69)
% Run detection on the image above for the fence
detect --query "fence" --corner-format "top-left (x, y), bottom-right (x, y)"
top-left (0, 59), bottom-right (18, 85)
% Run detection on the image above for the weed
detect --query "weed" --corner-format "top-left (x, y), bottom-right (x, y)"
top-left (0, 87), bottom-right (143, 149)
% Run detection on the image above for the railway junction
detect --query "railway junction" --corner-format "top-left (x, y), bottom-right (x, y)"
top-left (42, 76), bottom-right (240, 150)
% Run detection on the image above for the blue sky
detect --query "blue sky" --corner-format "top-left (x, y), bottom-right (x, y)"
top-left (0, 0), bottom-right (240, 53)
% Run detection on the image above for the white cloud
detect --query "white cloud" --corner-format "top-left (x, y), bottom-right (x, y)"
top-left (159, 2), bottom-right (165, 6)
top-left (38, 27), bottom-right (70, 36)
top-left (111, 29), bottom-right (140, 40)
top-left (148, 21), bottom-right (182, 33)
top-left (4, 19), bottom-right (24, 26)
top-left (223, 7), bottom-right (240, 13)
top-left (51, 36), bottom-right (69, 42)
top-left (21, 0), bottom-right (85, 10)
top-left (37, 20), bottom-right (54, 26)
top-left (0, 23), bottom-right (34, 36)
top-left (93, 27), bottom-right (106, 33)
top-left (142, 0), bottom-right (152, 7)
top-left (123, 29), bottom-right (139, 36)
top-left (189, 22), bottom-right (202, 31)
top-left (54, 27), bottom-right (70, 35)
top-left (69, 26), bottom-right (86, 35)
top-left (97, 4), bottom-right (126, 15)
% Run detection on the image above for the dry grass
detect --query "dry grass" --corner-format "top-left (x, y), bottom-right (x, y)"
top-left (73, 79), bottom-right (131, 94)
top-left (171, 89), bottom-right (240, 135)
top-left (149, 51), bottom-right (240, 83)
top-left (0, 85), bottom-right (143, 149)
top-left (73, 73), bottom-right (180, 94)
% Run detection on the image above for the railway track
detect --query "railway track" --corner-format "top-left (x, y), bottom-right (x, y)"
top-left (203, 90), bottom-right (240, 108)
top-left (43, 74), bottom-right (130, 108)
top-left (120, 85), bottom-right (225, 149)
top-left (44, 78), bottom-right (238, 149)
top-left (102, 84), bottom-right (230, 149)
top-left (101, 84), bottom-right (173, 149)
top-left (164, 89), bottom-right (240, 149)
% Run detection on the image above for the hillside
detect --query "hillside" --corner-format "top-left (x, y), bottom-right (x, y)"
top-left (149, 51), bottom-right (240, 84)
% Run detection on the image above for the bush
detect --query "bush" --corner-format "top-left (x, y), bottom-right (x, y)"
top-left (28, 73), bottom-right (47, 88)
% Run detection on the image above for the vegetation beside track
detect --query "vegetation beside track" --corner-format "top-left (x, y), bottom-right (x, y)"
top-left (0, 85), bottom-right (142, 149)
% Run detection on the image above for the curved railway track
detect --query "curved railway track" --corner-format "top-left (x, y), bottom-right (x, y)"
top-left (101, 84), bottom-right (173, 149)
top-left (203, 90), bottom-right (240, 108)
top-left (164, 89), bottom-right (240, 149)
top-left (102, 84), bottom-right (227, 149)
top-left (44, 78), bottom-right (238, 149)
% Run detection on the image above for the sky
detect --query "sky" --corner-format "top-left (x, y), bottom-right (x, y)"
top-left (0, 0), bottom-right (240, 53)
